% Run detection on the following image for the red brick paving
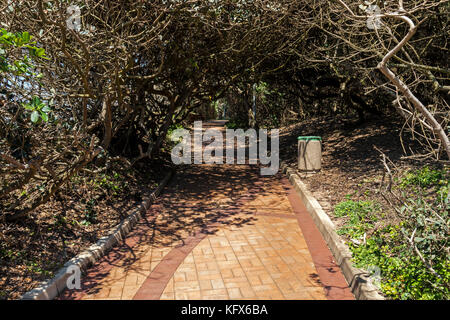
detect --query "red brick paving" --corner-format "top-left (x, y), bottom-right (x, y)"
top-left (58, 122), bottom-right (353, 300)
top-left (283, 177), bottom-right (354, 299)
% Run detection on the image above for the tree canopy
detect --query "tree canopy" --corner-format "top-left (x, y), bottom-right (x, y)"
top-left (0, 0), bottom-right (448, 220)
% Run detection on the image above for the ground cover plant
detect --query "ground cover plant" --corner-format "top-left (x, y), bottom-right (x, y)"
top-left (335, 166), bottom-right (449, 300)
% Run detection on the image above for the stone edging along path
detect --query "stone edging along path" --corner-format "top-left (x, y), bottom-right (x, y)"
top-left (21, 170), bottom-right (174, 300)
top-left (280, 161), bottom-right (384, 300)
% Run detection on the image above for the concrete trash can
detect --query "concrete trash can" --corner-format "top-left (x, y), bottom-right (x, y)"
top-left (298, 136), bottom-right (322, 172)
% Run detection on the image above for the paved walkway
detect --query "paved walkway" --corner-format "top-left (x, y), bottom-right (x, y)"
top-left (59, 123), bottom-right (353, 300)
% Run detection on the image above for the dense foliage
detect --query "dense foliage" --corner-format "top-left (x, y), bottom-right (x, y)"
top-left (336, 167), bottom-right (449, 299)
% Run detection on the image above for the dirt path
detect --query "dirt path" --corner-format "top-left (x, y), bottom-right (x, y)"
top-left (58, 122), bottom-right (353, 300)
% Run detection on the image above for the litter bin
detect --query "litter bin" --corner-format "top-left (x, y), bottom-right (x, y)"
top-left (298, 136), bottom-right (322, 172)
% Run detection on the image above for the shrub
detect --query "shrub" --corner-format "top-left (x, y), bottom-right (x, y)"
top-left (336, 166), bottom-right (449, 300)
top-left (399, 166), bottom-right (446, 190)
top-left (334, 200), bottom-right (379, 239)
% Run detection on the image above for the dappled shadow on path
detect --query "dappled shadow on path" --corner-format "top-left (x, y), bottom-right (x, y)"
top-left (59, 121), bottom-right (290, 299)
top-left (59, 162), bottom-right (288, 299)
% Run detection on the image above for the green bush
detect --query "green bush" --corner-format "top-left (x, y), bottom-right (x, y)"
top-left (348, 228), bottom-right (449, 300)
top-left (0, 28), bottom-right (47, 75)
top-left (334, 200), bottom-right (379, 238)
top-left (1, 28), bottom-right (50, 124)
top-left (399, 166), bottom-right (446, 190)
top-left (336, 166), bottom-right (449, 300)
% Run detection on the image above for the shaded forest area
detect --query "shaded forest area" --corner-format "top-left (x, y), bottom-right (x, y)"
top-left (0, 1), bottom-right (448, 299)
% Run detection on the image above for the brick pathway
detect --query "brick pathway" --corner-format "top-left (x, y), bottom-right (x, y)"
top-left (59, 122), bottom-right (353, 300)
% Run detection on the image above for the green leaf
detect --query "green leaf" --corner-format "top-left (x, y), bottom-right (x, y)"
top-left (35, 48), bottom-right (46, 58)
top-left (41, 105), bottom-right (51, 113)
top-left (22, 103), bottom-right (34, 111)
top-left (40, 112), bottom-right (48, 122)
top-left (30, 110), bottom-right (39, 123)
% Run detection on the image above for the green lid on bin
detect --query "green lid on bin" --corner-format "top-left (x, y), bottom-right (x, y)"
top-left (297, 136), bottom-right (322, 141)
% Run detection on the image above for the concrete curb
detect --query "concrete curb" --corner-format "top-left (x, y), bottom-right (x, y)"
top-left (281, 161), bottom-right (385, 300)
top-left (21, 169), bottom-right (174, 300)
